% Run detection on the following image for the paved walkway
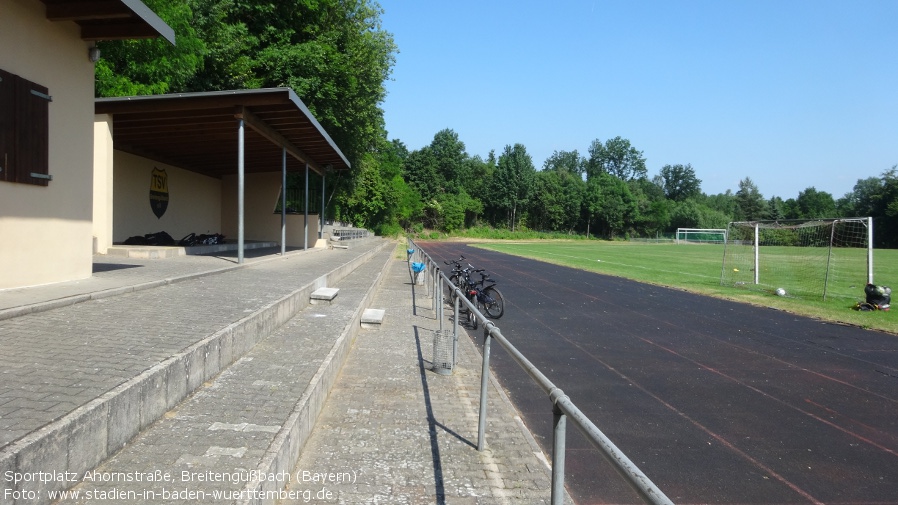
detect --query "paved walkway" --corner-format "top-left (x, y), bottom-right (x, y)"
top-left (282, 256), bottom-right (567, 504)
top-left (0, 240), bottom-right (569, 504)
top-left (0, 240), bottom-right (385, 502)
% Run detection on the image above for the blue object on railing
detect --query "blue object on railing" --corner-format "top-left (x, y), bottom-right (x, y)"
top-left (407, 249), bottom-right (415, 255)
top-left (411, 262), bottom-right (425, 273)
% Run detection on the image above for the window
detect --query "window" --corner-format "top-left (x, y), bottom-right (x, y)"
top-left (0, 68), bottom-right (51, 186)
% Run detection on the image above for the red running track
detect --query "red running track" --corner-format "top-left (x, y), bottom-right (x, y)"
top-left (421, 242), bottom-right (898, 505)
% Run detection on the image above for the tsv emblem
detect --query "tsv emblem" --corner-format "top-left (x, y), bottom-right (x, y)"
top-left (149, 167), bottom-right (169, 218)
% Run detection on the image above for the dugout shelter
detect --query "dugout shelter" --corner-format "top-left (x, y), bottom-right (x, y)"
top-left (93, 88), bottom-right (350, 263)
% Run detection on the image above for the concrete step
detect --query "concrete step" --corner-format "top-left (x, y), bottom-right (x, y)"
top-left (50, 245), bottom-right (395, 504)
top-left (107, 241), bottom-right (279, 259)
top-left (309, 287), bottom-right (339, 305)
top-left (360, 308), bottom-right (385, 329)
top-left (0, 239), bottom-right (392, 504)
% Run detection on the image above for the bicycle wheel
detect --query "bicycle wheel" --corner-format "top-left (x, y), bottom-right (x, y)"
top-left (482, 287), bottom-right (505, 319)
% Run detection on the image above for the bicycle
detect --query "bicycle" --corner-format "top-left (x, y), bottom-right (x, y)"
top-left (443, 256), bottom-right (471, 306)
top-left (466, 268), bottom-right (505, 329)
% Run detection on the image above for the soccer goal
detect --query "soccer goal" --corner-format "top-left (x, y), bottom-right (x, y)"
top-left (676, 228), bottom-right (727, 244)
top-left (720, 218), bottom-right (873, 301)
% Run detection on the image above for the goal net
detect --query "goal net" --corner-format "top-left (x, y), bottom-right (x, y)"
top-left (677, 228), bottom-right (727, 244)
top-left (720, 218), bottom-right (873, 301)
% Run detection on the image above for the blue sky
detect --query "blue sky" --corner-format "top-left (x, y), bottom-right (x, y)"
top-left (378, 0), bottom-right (897, 200)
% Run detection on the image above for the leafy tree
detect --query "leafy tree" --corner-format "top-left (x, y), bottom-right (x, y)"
top-left (795, 187), bottom-right (836, 218)
top-left (585, 137), bottom-right (647, 181)
top-left (734, 177), bottom-right (768, 220)
top-left (98, 0), bottom-right (397, 170)
top-left (371, 139), bottom-right (421, 234)
top-left (428, 129), bottom-right (469, 193)
top-left (658, 164), bottom-right (702, 202)
top-left (584, 172), bottom-right (638, 238)
top-left (838, 176), bottom-right (882, 217)
top-left (489, 144), bottom-right (536, 231)
top-left (629, 178), bottom-right (669, 236)
top-left (460, 154), bottom-right (494, 209)
top-left (434, 193), bottom-right (464, 232)
top-left (403, 147), bottom-right (443, 201)
top-left (342, 152), bottom-right (385, 229)
top-left (420, 191), bottom-right (480, 232)
top-left (782, 198), bottom-right (800, 219)
top-left (95, 1), bottom-right (205, 96)
top-left (669, 200), bottom-right (730, 230)
top-left (200, 0), bottom-right (396, 164)
top-left (767, 196), bottom-right (787, 220)
top-left (702, 191), bottom-right (738, 218)
top-left (543, 150), bottom-right (586, 177)
top-left (851, 166), bottom-right (898, 247)
top-left (528, 170), bottom-right (585, 233)
top-left (528, 171), bottom-right (562, 231)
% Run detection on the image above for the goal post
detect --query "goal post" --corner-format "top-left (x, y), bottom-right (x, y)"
top-left (676, 228), bottom-right (727, 244)
top-left (720, 218), bottom-right (873, 301)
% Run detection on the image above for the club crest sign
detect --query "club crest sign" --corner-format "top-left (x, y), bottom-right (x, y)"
top-left (149, 167), bottom-right (169, 219)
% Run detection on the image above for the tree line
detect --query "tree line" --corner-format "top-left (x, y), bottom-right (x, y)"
top-left (96, 1), bottom-right (898, 247)
top-left (349, 129), bottom-right (898, 248)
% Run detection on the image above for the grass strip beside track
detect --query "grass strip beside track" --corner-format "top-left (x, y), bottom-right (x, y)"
top-left (470, 240), bottom-right (898, 335)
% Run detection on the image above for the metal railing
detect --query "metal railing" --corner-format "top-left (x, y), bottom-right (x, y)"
top-left (332, 228), bottom-right (369, 240)
top-left (407, 238), bottom-right (674, 505)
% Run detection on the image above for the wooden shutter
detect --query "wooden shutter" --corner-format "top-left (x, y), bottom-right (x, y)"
top-left (17, 75), bottom-right (51, 186)
top-left (0, 68), bottom-right (51, 186)
top-left (0, 68), bottom-right (13, 183)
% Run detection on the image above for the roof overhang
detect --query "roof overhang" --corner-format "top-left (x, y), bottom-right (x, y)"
top-left (95, 88), bottom-right (351, 178)
top-left (41, 0), bottom-right (176, 45)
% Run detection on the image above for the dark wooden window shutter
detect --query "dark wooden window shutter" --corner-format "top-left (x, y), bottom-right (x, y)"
top-left (0, 68), bottom-right (51, 186)
top-left (0, 68), bottom-right (14, 184)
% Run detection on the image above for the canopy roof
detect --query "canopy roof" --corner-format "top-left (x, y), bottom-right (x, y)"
top-left (95, 88), bottom-right (351, 178)
top-left (41, 0), bottom-right (176, 44)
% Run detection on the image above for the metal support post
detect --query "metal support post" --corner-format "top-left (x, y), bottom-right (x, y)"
top-left (551, 402), bottom-right (567, 505)
top-left (434, 266), bottom-right (440, 316)
top-left (438, 274), bottom-right (443, 331)
top-left (867, 216), bottom-right (874, 284)
top-left (304, 163), bottom-right (309, 250)
top-left (237, 119), bottom-right (245, 264)
top-left (753, 223), bottom-right (759, 285)
top-left (281, 148), bottom-right (286, 256)
top-left (320, 172), bottom-right (326, 240)
top-left (453, 293), bottom-right (459, 365)
top-left (477, 325), bottom-right (492, 451)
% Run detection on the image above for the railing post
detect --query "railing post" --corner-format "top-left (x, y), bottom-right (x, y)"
top-left (551, 399), bottom-right (568, 505)
top-left (437, 272), bottom-right (443, 331)
top-left (432, 263), bottom-right (438, 312)
top-left (453, 293), bottom-right (459, 365)
top-left (477, 324), bottom-right (492, 451)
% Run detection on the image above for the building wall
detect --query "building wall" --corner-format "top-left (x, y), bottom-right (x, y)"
top-left (112, 151), bottom-right (222, 243)
top-left (221, 172), bottom-right (319, 248)
top-left (0, 0), bottom-right (96, 289)
top-left (93, 115), bottom-right (114, 253)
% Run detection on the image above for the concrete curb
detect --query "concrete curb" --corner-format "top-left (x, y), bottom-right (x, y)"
top-left (238, 248), bottom-right (395, 505)
top-left (0, 240), bottom-right (391, 505)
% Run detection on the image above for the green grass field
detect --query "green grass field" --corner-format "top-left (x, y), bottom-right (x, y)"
top-left (472, 240), bottom-right (898, 335)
